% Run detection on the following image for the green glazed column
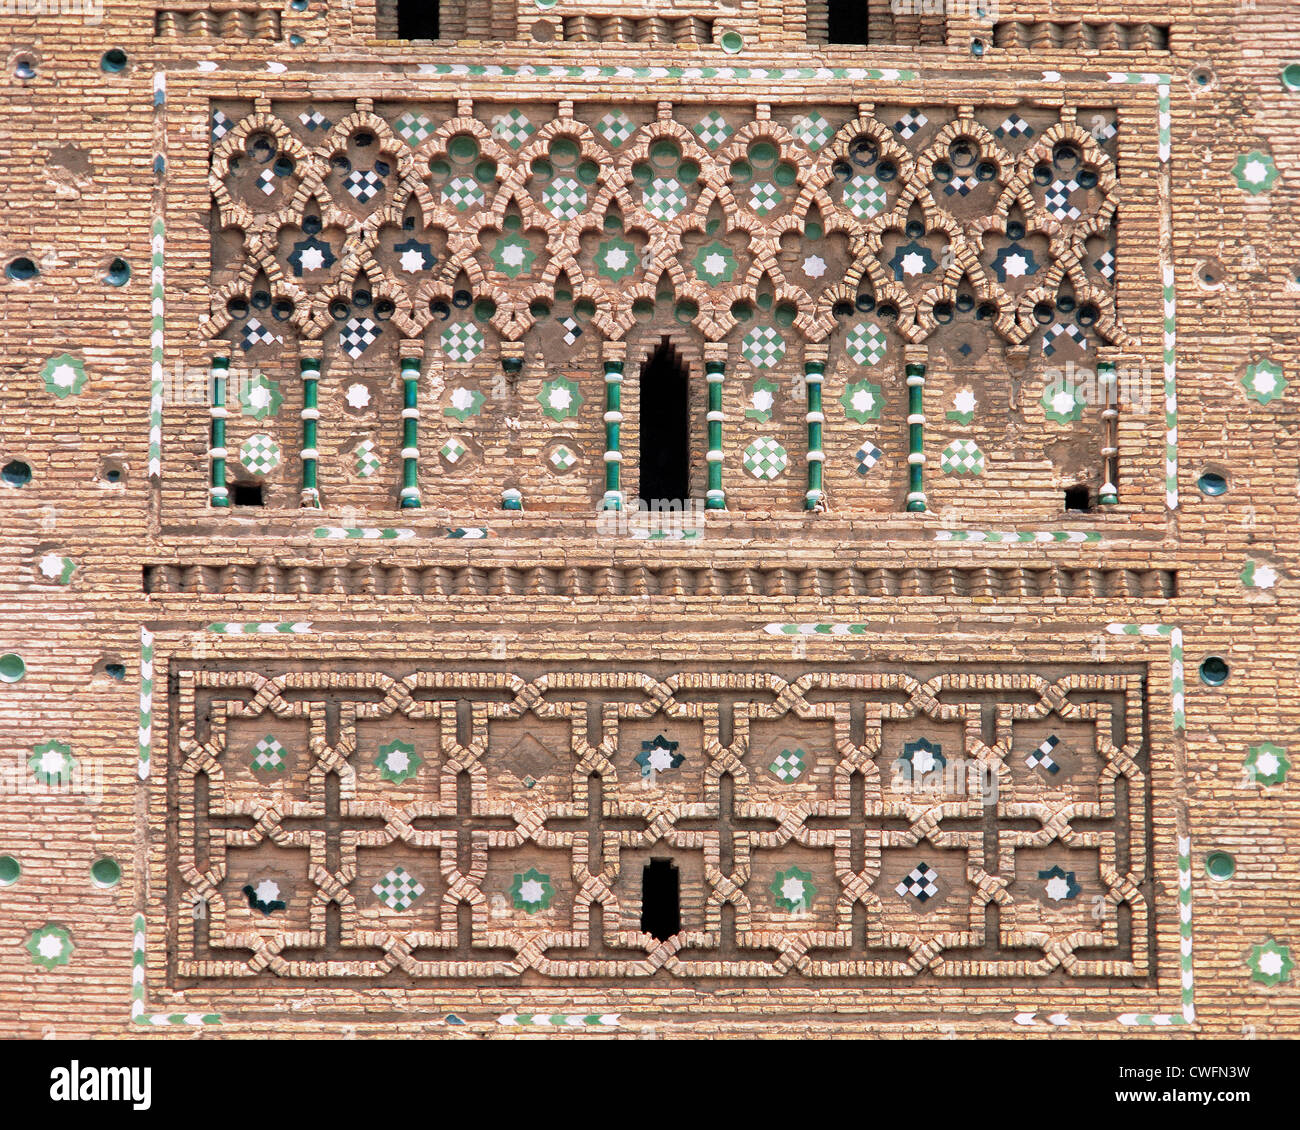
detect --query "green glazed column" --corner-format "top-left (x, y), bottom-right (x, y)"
top-left (209, 355), bottom-right (230, 507)
top-left (905, 353), bottom-right (927, 513)
top-left (602, 341), bottom-right (626, 511)
top-left (399, 342), bottom-right (423, 509)
top-left (804, 346), bottom-right (828, 511)
top-left (299, 344), bottom-right (322, 509)
top-left (704, 343), bottom-right (727, 510)
top-left (1098, 358), bottom-right (1119, 505)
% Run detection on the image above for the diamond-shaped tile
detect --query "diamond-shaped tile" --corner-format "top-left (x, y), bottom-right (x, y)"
top-left (845, 322), bottom-right (887, 366)
top-left (372, 866), bottom-right (425, 910)
top-left (393, 111), bottom-right (434, 146)
top-left (543, 176), bottom-right (587, 220)
top-left (299, 108), bottom-right (331, 132)
top-left (354, 439), bottom-right (381, 478)
top-left (896, 862), bottom-right (939, 902)
top-left (251, 735), bottom-right (286, 772)
top-left (995, 113), bottom-right (1034, 139)
top-left (742, 325), bottom-right (785, 369)
top-left (1044, 178), bottom-right (1082, 220)
top-left (442, 322), bottom-right (485, 364)
top-left (1026, 734), bottom-right (1062, 774)
top-left (769, 748), bottom-right (806, 782)
top-left (240, 318), bottom-right (276, 352)
top-left (1042, 323), bottom-right (1087, 358)
top-left (894, 108), bottom-right (928, 140)
top-left (548, 444), bottom-right (577, 472)
top-left (791, 111), bottom-right (835, 151)
top-left (344, 168), bottom-right (384, 202)
top-left (750, 181), bottom-right (783, 215)
top-left (743, 437), bottom-right (788, 480)
top-left (854, 442), bottom-right (883, 475)
top-left (558, 315), bottom-right (582, 346)
top-left (694, 111), bottom-right (733, 150)
top-left (444, 175), bottom-right (485, 211)
top-left (211, 109), bottom-right (233, 143)
top-left (595, 109), bottom-right (638, 147)
top-left (940, 439), bottom-right (984, 476)
top-left (256, 168), bottom-right (277, 196)
top-left (491, 108), bottom-right (534, 149)
top-left (341, 316), bottom-right (379, 359)
top-left (843, 173), bottom-right (887, 219)
top-left (239, 433), bottom-right (281, 475)
top-left (441, 436), bottom-right (469, 465)
top-left (643, 176), bottom-right (688, 221)
top-left (1093, 250), bottom-right (1116, 282)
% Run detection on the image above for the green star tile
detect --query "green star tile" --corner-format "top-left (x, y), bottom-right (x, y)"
top-left (840, 378), bottom-right (884, 422)
top-left (538, 376), bottom-right (583, 421)
top-left (490, 234), bottom-right (536, 278)
top-left (40, 353), bottom-right (87, 398)
top-left (596, 236), bottom-right (639, 282)
top-left (1242, 358), bottom-right (1287, 404)
top-left (1231, 149), bottom-right (1280, 195)
top-left (239, 373), bottom-right (283, 420)
top-left (692, 241), bottom-right (737, 285)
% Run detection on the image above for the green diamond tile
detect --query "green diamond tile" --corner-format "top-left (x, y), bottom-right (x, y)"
top-left (843, 173), bottom-right (887, 219)
top-left (743, 436), bottom-right (788, 479)
top-left (694, 111), bottom-right (733, 150)
top-left (742, 325), bottom-right (785, 369)
top-left (845, 322), bottom-right (887, 366)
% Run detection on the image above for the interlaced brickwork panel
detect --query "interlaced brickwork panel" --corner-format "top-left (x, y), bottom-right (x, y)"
top-left (208, 100), bottom-right (1125, 356)
top-left (168, 663), bottom-right (1151, 983)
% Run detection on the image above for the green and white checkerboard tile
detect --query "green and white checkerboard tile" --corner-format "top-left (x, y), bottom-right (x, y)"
top-left (845, 322), bottom-right (887, 366)
top-left (694, 111), bottom-right (732, 150)
top-left (941, 439), bottom-right (984, 476)
top-left (442, 322), bottom-right (485, 363)
top-left (769, 749), bottom-right (806, 782)
top-left (393, 112), bottom-right (434, 146)
top-left (643, 177), bottom-right (689, 221)
top-left (444, 176), bottom-right (484, 211)
top-left (354, 439), bottom-right (381, 479)
top-left (595, 110), bottom-right (637, 147)
top-left (543, 177), bottom-right (587, 220)
top-left (251, 735), bottom-right (286, 773)
top-left (750, 182), bottom-right (783, 215)
top-left (492, 108), bottom-right (534, 149)
top-left (844, 173), bottom-right (887, 219)
top-left (791, 112), bottom-right (835, 151)
top-left (239, 433), bottom-right (280, 475)
top-left (549, 444), bottom-right (577, 472)
top-left (742, 325), bottom-right (786, 369)
top-left (743, 437), bottom-right (788, 479)
top-left (441, 437), bottom-right (469, 465)
top-left (372, 866), bottom-right (425, 910)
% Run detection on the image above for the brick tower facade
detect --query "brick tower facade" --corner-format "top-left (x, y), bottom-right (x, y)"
top-left (1, 0), bottom-right (1298, 1036)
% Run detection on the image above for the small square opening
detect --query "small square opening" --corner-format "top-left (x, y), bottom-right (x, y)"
top-left (1064, 484), bottom-right (1092, 512)
top-left (230, 481), bottom-right (265, 507)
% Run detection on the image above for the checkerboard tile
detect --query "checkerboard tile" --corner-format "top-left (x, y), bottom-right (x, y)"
top-left (1045, 178), bottom-right (1082, 220)
top-left (769, 749), bottom-right (806, 782)
top-left (595, 109), bottom-right (637, 147)
top-left (344, 168), bottom-right (384, 202)
top-left (543, 176), bottom-right (587, 220)
top-left (250, 735), bottom-right (286, 773)
top-left (750, 182), bottom-right (783, 215)
top-left (845, 322), bottom-right (887, 367)
top-left (995, 113), bottom-right (1034, 139)
top-left (299, 109), bottom-right (331, 132)
top-left (442, 322), bottom-right (485, 363)
top-left (393, 111), bottom-right (434, 146)
top-left (940, 439), bottom-right (984, 476)
top-left (444, 175), bottom-right (484, 211)
top-left (548, 444), bottom-right (577, 472)
top-left (643, 177), bottom-right (689, 221)
top-left (256, 169), bottom-right (277, 196)
top-left (441, 436), bottom-right (469, 465)
top-left (743, 437), bottom-right (788, 479)
top-left (354, 439), bottom-right (381, 479)
top-left (894, 108), bottom-right (928, 140)
top-left (1026, 734), bottom-right (1062, 774)
top-left (372, 867), bottom-right (425, 911)
top-left (239, 433), bottom-right (281, 476)
top-left (1093, 250), bottom-right (1116, 282)
top-left (211, 109), bottom-right (233, 143)
top-left (492, 108), bottom-right (534, 149)
top-left (843, 173), bottom-right (887, 219)
top-left (341, 317), bottom-right (379, 359)
top-left (558, 315), bottom-right (582, 346)
top-left (791, 111), bottom-right (835, 151)
top-left (742, 326), bottom-right (785, 369)
top-left (693, 111), bottom-right (732, 149)
top-left (240, 319), bottom-right (276, 352)
top-left (1042, 323), bottom-right (1087, 356)
top-left (854, 442), bottom-right (883, 475)
top-left (896, 863), bottom-right (940, 902)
